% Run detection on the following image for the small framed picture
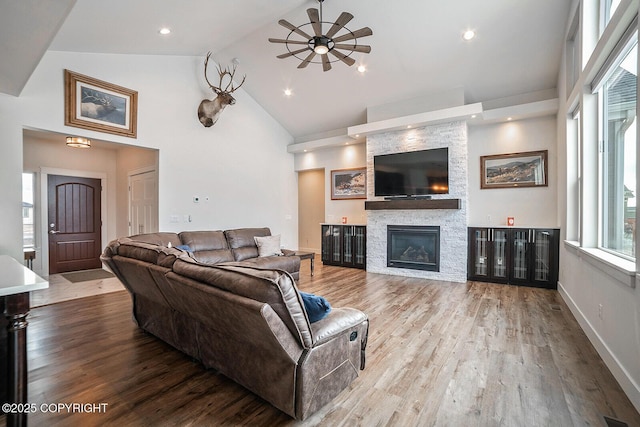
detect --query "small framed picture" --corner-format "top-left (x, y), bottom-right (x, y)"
top-left (64, 69), bottom-right (138, 138)
top-left (331, 168), bottom-right (367, 200)
top-left (480, 150), bottom-right (548, 189)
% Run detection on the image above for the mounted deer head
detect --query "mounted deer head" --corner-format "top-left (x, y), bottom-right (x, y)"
top-left (197, 52), bottom-right (246, 127)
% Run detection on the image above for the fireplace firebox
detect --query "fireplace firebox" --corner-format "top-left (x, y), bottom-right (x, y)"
top-left (387, 225), bottom-right (440, 271)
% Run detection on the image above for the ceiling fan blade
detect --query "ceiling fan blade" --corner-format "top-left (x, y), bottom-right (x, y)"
top-left (268, 38), bottom-right (309, 45)
top-left (328, 49), bottom-right (356, 66)
top-left (298, 51), bottom-right (317, 69)
top-left (332, 27), bottom-right (373, 43)
top-left (334, 44), bottom-right (372, 54)
top-left (278, 19), bottom-right (313, 40)
top-left (307, 8), bottom-right (322, 37)
top-left (321, 54), bottom-right (331, 72)
top-left (325, 12), bottom-right (354, 38)
top-left (277, 47), bottom-right (310, 59)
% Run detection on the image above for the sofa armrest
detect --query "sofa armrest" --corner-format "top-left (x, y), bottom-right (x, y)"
top-left (281, 249), bottom-right (297, 257)
top-left (310, 307), bottom-right (367, 346)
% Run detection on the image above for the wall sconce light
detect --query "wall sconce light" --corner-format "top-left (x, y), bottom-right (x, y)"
top-left (66, 136), bottom-right (91, 148)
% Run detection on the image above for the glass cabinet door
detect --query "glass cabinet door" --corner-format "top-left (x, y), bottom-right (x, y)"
top-left (354, 226), bottom-right (366, 267)
top-left (343, 226), bottom-right (354, 264)
top-left (471, 228), bottom-right (489, 277)
top-left (533, 229), bottom-right (552, 283)
top-left (331, 226), bottom-right (342, 263)
top-left (510, 229), bottom-right (529, 282)
top-left (492, 229), bottom-right (508, 280)
top-left (321, 225), bottom-right (332, 263)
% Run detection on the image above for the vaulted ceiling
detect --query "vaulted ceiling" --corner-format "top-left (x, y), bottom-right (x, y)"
top-left (1, 0), bottom-right (572, 140)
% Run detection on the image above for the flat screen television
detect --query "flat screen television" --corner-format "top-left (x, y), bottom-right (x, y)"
top-left (374, 147), bottom-right (449, 197)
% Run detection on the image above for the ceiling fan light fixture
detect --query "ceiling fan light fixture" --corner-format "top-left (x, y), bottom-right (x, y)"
top-left (314, 44), bottom-right (329, 55)
top-left (66, 136), bottom-right (91, 148)
top-left (312, 36), bottom-right (331, 54)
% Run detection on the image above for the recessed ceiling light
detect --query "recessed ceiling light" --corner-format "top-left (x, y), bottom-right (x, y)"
top-left (462, 29), bottom-right (475, 41)
top-left (507, 117), bottom-right (513, 121)
top-left (159, 27), bottom-right (171, 35)
top-left (357, 65), bottom-right (366, 73)
top-left (284, 88), bottom-right (292, 96)
top-left (407, 125), bottom-right (412, 129)
top-left (471, 114), bottom-right (477, 118)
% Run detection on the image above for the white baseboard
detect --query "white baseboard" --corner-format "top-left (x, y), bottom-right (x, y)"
top-left (557, 281), bottom-right (640, 414)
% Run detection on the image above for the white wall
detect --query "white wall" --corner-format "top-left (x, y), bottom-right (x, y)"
top-left (0, 50), bottom-right (298, 261)
top-left (468, 115), bottom-right (559, 227)
top-left (295, 144), bottom-right (367, 225)
top-left (554, 0), bottom-right (640, 412)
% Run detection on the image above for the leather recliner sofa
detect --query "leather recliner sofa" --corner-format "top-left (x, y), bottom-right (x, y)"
top-left (101, 228), bottom-right (369, 420)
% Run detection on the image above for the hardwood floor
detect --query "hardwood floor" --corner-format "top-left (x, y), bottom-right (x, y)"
top-left (3, 261), bottom-right (640, 426)
top-left (30, 272), bottom-right (125, 308)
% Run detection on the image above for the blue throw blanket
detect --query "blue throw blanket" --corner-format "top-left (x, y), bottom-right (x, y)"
top-left (300, 291), bottom-right (332, 323)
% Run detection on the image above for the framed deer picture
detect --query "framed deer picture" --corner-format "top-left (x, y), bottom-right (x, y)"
top-left (64, 70), bottom-right (138, 138)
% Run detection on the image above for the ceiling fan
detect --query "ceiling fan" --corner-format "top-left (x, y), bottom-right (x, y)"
top-left (268, 0), bottom-right (373, 72)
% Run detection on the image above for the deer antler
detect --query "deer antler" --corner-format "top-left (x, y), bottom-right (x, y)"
top-left (203, 52), bottom-right (246, 94)
top-left (203, 52), bottom-right (221, 94)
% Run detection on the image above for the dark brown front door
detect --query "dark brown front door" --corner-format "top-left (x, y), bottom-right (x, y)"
top-left (48, 175), bottom-right (102, 274)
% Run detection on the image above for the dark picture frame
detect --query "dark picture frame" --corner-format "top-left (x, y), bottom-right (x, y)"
top-left (331, 168), bottom-right (367, 200)
top-left (480, 150), bottom-right (548, 189)
top-left (64, 69), bottom-right (138, 138)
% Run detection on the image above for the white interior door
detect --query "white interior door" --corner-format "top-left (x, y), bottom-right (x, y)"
top-left (129, 169), bottom-right (158, 236)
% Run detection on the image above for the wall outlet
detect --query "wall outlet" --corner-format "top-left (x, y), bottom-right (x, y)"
top-left (598, 303), bottom-right (603, 319)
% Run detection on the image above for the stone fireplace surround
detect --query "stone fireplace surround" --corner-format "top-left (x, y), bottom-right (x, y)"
top-left (366, 121), bottom-right (469, 283)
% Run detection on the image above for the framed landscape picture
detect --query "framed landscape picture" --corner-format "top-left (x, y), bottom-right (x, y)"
top-left (331, 168), bottom-right (367, 200)
top-left (480, 150), bottom-right (548, 189)
top-left (65, 69), bottom-right (138, 138)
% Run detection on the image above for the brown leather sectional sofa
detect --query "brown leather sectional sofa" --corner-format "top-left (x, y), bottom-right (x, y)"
top-left (100, 228), bottom-right (369, 420)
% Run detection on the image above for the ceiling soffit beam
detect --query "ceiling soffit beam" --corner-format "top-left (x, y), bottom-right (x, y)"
top-left (290, 99), bottom-right (558, 152)
top-left (347, 103), bottom-right (483, 138)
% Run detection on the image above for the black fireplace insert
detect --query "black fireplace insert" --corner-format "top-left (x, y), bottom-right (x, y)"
top-left (387, 225), bottom-right (440, 271)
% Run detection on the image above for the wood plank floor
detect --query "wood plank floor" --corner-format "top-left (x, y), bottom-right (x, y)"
top-left (3, 261), bottom-right (640, 426)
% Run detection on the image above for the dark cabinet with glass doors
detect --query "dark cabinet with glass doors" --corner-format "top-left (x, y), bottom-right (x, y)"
top-left (468, 227), bottom-right (559, 289)
top-left (321, 224), bottom-right (366, 269)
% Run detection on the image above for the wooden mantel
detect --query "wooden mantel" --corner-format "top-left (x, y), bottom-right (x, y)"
top-left (365, 198), bottom-right (461, 210)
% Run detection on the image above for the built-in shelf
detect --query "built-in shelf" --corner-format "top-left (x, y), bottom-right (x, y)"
top-left (365, 199), bottom-right (461, 210)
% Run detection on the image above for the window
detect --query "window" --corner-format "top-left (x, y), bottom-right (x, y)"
top-left (602, 0), bottom-right (622, 31)
top-left (22, 172), bottom-right (35, 248)
top-left (599, 40), bottom-right (637, 258)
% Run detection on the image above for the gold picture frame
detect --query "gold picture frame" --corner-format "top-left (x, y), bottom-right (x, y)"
top-left (480, 150), bottom-right (548, 189)
top-left (331, 168), bottom-right (367, 200)
top-left (64, 69), bottom-right (138, 138)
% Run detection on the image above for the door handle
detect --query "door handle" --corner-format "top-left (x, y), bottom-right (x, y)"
top-left (49, 230), bottom-right (60, 234)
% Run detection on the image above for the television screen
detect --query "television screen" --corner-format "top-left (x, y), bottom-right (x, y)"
top-left (374, 148), bottom-right (449, 197)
